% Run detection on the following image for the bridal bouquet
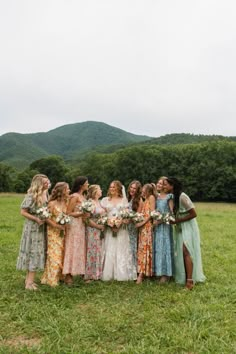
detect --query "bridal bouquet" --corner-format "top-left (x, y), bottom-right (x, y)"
top-left (162, 212), bottom-right (175, 224)
top-left (97, 214), bottom-right (109, 226)
top-left (130, 212), bottom-right (145, 223)
top-left (96, 214), bottom-right (108, 239)
top-left (150, 210), bottom-right (163, 221)
top-left (56, 212), bottom-right (71, 225)
top-left (79, 199), bottom-right (95, 214)
top-left (35, 206), bottom-right (51, 219)
top-left (119, 208), bottom-right (131, 219)
top-left (56, 212), bottom-right (71, 237)
top-left (107, 216), bottom-right (122, 237)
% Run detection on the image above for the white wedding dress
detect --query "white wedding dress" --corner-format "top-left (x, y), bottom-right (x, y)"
top-left (101, 197), bottom-right (137, 281)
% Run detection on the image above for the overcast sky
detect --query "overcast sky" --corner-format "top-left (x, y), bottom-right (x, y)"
top-left (0, 0), bottom-right (236, 138)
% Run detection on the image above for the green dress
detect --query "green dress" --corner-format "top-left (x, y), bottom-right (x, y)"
top-left (16, 194), bottom-right (47, 271)
top-left (174, 192), bottom-right (206, 285)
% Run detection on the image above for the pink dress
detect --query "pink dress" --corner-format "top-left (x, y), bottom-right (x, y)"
top-left (63, 202), bottom-right (86, 276)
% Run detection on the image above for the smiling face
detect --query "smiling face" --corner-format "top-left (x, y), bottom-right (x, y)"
top-left (156, 179), bottom-right (164, 193)
top-left (95, 186), bottom-right (102, 199)
top-left (129, 183), bottom-right (137, 198)
top-left (109, 182), bottom-right (118, 197)
top-left (163, 180), bottom-right (173, 193)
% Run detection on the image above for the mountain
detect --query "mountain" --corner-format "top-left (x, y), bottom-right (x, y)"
top-left (0, 121), bottom-right (151, 169)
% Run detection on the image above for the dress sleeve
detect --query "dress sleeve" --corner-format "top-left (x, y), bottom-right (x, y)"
top-left (180, 193), bottom-right (194, 211)
top-left (100, 197), bottom-right (108, 209)
top-left (167, 193), bottom-right (174, 201)
top-left (20, 194), bottom-right (34, 209)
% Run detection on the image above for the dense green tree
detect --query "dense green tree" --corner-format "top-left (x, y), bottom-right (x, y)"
top-left (0, 163), bottom-right (16, 192)
top-left (29, 155), bottom-right (70, 189)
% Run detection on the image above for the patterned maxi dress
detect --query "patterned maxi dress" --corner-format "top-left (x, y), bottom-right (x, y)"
top-left (84, 203), bottom-right (105, 280)
top-left (16, 194), bottom-right (47, 271)
top-left (101, 197), bottom-right (137, 281)
top-left (63, 203), bottom-right (86, 276)
top-left (127, 200), bottom-right (138, 271)
top-left (153, 194), bottom-right (174, 277)
top-left (174, 192), bottom-right (206, 285)
top-left (41, 204), bottom-right (65, 287)
top-left (137, 198), bottom-right (153, 276)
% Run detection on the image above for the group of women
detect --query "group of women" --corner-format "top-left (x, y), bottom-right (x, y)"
top-left (16, 174), bottom-right (206, 291)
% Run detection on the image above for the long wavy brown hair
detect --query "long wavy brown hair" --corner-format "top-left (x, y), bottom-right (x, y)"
top-left (127, 180), bottom-right (142, 211)
top-left (49, 182), bottom-right (69, 203)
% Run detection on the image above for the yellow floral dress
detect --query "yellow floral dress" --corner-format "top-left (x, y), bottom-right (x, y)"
top-left (41, 204), bottom-right (66, 287)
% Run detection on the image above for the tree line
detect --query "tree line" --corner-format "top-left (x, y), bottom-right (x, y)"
top-left (0, 141), bottom-right (236, 202)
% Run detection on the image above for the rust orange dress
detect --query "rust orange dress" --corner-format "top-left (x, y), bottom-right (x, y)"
top-left (137, 198), bottom-right (153, 276)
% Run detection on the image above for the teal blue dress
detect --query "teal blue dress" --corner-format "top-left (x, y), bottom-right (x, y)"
top-left (174, 193), bottom-right (206, 285)
top-left (153, 194), bottom-right (174, 276)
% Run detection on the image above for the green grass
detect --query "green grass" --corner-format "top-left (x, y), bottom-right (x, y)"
top-left (0, 195), bottom-right (235, 353)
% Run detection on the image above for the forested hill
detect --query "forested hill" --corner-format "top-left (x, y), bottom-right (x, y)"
top-left (0, 120), bottom-right (235, 169)
top-left (143, 133), bottom-right (236, 145)
top-left (0, 121), bottom-right (151, 168)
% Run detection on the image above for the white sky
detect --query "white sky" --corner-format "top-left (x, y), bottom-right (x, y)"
top-left (0, 0), bottom-right (236, 137)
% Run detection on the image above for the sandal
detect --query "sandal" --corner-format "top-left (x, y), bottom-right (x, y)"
top-left (185, 279), bottom-right (194, 290)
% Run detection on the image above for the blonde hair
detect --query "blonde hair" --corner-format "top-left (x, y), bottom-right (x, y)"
top-left (107, 180), bottom-right (123, 198)
top-left (88, 184), bottom-right (101, 200)
top-left (28, 174), bottom-right (48, 207)
top-left (143, 183), bottom-right (157, 199)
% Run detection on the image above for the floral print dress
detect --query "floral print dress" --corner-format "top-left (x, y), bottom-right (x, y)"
top-left (63, 200), bottom-right (86, 276)
top-left (16, 194), bottom-right (47, 271)
top-left (41, 204), bottom-right (66, 287)
top-left (137, 198), bottom-right (153, 277)
top-left (84, 202), bottom-right (105, 280)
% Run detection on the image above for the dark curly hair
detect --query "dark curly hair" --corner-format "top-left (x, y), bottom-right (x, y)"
top-left (165, 177), bottom-right (183, 214)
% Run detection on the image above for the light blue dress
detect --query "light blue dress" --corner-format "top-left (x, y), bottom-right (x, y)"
top-left (174, 193), bottom-right (206, 285)
top-left (153, 194), bottom-right (174, 277)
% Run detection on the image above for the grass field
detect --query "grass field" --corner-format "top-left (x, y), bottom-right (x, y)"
top-left (0, 194), bottom-right (235, 353)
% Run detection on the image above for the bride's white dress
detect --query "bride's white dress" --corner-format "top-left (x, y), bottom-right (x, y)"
top-left (101, 197), bottom-right (137, 281)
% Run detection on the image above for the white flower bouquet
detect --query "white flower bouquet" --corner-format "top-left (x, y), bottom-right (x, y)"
top-left (35, 206), bottom-right (51, 219)
top-left (162, 212), bottom-right (175, 224)
top-left (150, 210), bottom-right (163, 221)
top-left (79, 199), bottom-right (95, 214)
top-left (130, 212), bottom-right (145, 223)
top-left (56, 212), bottom-right (71, 225)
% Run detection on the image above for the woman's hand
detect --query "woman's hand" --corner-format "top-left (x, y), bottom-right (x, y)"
top-left (36, 218), bottom-right (45, 226)
top-left (96, 224), bottom-right (105, 231)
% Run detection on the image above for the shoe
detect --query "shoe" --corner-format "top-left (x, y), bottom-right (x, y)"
top-left (185, 279), bottom-right (194, 290)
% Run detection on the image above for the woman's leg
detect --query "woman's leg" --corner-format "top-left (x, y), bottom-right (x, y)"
top-left (25, 271), bottom-right (38, 290)
top-left (183, 244), bottom-right (194, 290)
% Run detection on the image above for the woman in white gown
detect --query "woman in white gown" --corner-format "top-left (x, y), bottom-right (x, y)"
top-left (101, 180), bottom-right (137, 281)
